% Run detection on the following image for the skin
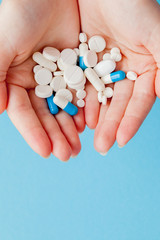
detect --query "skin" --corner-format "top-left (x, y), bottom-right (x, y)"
top-left (78, 0), bottom-right (160, 154)
top-left (0, 0), bottom-right (85, 161)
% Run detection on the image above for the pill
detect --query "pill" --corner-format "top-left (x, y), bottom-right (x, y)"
top-left (88, 35), bottom-right (106, 53)
top-left (94, 60), bottom-right (116, 77)
top-left (79, 43), bottom-right (88, 56)
top-left (79, 56), bottom-right (88, 70)
top-left (43, 47), bottom-right (60, 62)
top-left (103, 53), bottom-right (112, 61)
top-left (54, 71), bottom-right (64, 76)
top-left (76, 89), bottom-right (86, 99)
top-left (50, 76), bottom-right (66, 92)
top-left (34, 68), bottom-right (52, 85)
top-left (102, 95), bottom-right (107, 105)
top-left (103, 87), bottom-right (113, 98)
top-left (35, 85), bottom-right (53, 98)
top-left (126, 71), bottom-right (137, 81)
top-left (101, 70), bottom-right (126, 84)
top-left (53, 95), bottom-right (78, 116)
top-left (84, 68), bottom-right (105, 92)
top-left (111, 53), bottom-right (122, 62)
top-left (110, 47), bottom-right (120, 55)
top-left (77, 99), bottom-right (85, 108)
top-left (56, 89), bottom-right (73, 102)
top-left (79, 33), bottom-right (87, 43)
top-left (73, 76), bottom-right (86, 90)
top-left (64, 65), bottom-right (84, 86)
top-left (57, 58), bottom-right (67, 71)
top-left (46, 95), bottom-right (59, 115)
top-left (60, 48), bottom-right (77, 65)
top-left (98, 91), bottom-right (103, 103)
top-left (33, 65), bottom-right (42, 74)
top-left (74, 48), bottom-right (80, 56)
top-left (32, 52), bottom-right (57, 72)
top-left (83, 50), bottom-right (98, 68)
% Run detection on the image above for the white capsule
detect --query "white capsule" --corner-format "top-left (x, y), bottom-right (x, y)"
top-left (35, 85), bottom-right (53, 98)
top-left (79, 43), bottom-right (88, 56)
top-left (33, 65), bottom-right (42, 74)
top-left (79, 33), bottom-right (87, 43)
top-left (84, 68), bottom-right (105, 92)
top-left (54, 71), bottom-right (64, 76)
top-left (88, 35), bottom-right (106, 53)
top-left (53, 95), bottom-right (78, 116)
top-left (60, 48), bottom-right (77, 65)
top-left (103, 87), bottom-right (114, 98)
top-left (102, 95), bottom-right (107, 105)
top-left (83, 50), bottom-right (98, 68)
top-left (64, 65), bottom-right (84, 86)
top-left (74, 48), bottom-right (80, 56)
top-left (111, 53), bottom-right (122, 62)
top-left (77, 99), bottom-right (85, 108)
top-left (32, 52), bottom-right (57, 72)
top-left (126, 71), bottom-right (138, 81)
top-left (50, 76), bottom-right (66, 92)
top-left (76, 89), bottom-right (86, 99)
top-left (94, 60), bottom-right (116, 77)
top-left (56, 89), bottom-right (73, 102)
top-left (34, 68), bottom-right (52, 85)
top-left (43, 47), bottom-right (60, 62)
top-left (98, 91), bottom-right (103, 103)
top-left (103, 53), bottom-right (112, 61)
top-left (110, 47), bottom-right (121, 55)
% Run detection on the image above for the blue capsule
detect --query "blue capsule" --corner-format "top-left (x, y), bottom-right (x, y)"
top-left (63, 102), bottom-right (78, 116)
top-left (47, 95), bottom-right (59, 115)
top-left (102, 70), bottom-right (126, 84)
top-left (78, 56), bottom-right (87, 70)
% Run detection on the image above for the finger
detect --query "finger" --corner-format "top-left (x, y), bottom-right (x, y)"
top-left (7, 84), bottom-right (51, 158)
top-left (94, 80), bottom-right (134, 154)
top-left (29, 90), bottom-right (72, 161)
top-left (117, 70), bottom-right (156, 147)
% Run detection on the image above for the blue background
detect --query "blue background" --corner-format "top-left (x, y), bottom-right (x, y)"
top-left (0, 1), bottom-right (160, 239)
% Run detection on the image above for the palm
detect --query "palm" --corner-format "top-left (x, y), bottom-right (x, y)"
top-left (78, 0), bottom-right (160, 153)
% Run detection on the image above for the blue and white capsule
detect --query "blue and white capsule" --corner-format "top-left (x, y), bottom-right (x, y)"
top-left (79, 56), bottom-right (87, 70)
top-left (101, 70), bottom-right (126, 84)
top-left (78, 43), bottom-right (88, 70)
top-left (47, 95), bottom-right (59, 115)
top-left (53, 95), bottom-right (78, 116)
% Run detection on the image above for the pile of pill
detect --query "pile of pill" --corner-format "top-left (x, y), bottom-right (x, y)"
top-left (32, 33), bottom-right (138, 116)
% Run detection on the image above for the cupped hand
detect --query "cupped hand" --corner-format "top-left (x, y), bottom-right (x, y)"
top-left (0, 0), bottom-right (85, 160)
top-left (78, 0), bottom-right (160, 154)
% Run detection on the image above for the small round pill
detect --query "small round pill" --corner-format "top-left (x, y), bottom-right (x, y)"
top-left (83, 50), bottom-right (98, 68)
top-left (56, 89), bottom-right (73, 102)
top-left (110, 47), bottom-right (121, 55)
top-left (35, 85), bottom-right (53, 98)
top-left (76, 89), bottom-right (86, 99)
top-left (34, 68), bottom-right (52, 85)
top-left (102, 95), bottom-right (107, 105)
top-left (88, 35), bottom-right (106, 53)
top-left (77, 99), bottom-right (85, 108)
top-left (103, 87), bottom-right (114, 98)
top-left (33, 65), bottom-right (43, 74)
top-left (103, 53), bottom-right (112, 61)
top-left (98, 91), bottom-right (103, 103)
top-left (61, 48), bottom-right (77, 65)
top-left (54, 71), bottom-right (64, 76)
top-left (50, 76), bottom-right (66, 92)
top-left (43, 47), bottom-right (60, 62)
top-left (79, 33), bottom-right (87, 43)
top-left (126, 71), bottom-right (138, 81)
top-left (111, 53), bottom-right (122, 62)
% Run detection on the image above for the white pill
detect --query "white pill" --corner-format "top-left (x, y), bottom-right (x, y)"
top-left (102, 95), bottom-right (107, 105)
top-left (33, 65), bottom-right (42, 74)
top-left (76, 89), bottom-right (86, 99)
top-left (79, 43), bottom-right (88, 56)
top-left (111, 53), bottom-right (122, 62)
top-left (77, 99), bottom-right (85, 108)
top-left (72, 77), bottom-right (86, 90)
top-left (50, 76), bottom-right (66, 92)
top-left (126, 71), bottom-right (138, 81)
top-left (56, 89), bottom-right (73, 102)
top-left (98, 91), bottom-right (103, 103)
top-left (88, 35), bottom-right (106, 53)
top-left (110, 47), bottom-right (121, 55)
top-left (79, 33), bottom-right (87, 43)
top-left (84, 68), bottom-right (105, 92)
top-left (54, 71), bottom-right (64, 76)
top-left (60, 48), bottom-right (77, 65)
top-left (43, 47), bottom-right (60, 62)
top-left (57, 58), bottom-right (66, 70)
top-left (64, 65), bottom-right (84, 86)
top-left (103, 53), bottom-right (112, 61)
top-left (34, 68), bottom-right (52, 85)
top-left (74, 48), bottom-right (80, 56)
top-left (35, 85), bottom-right (53, 98)
top-left (103, 87), bottom-right (113, 98)
top-left (83, 50), bottom-right (98, 67)
top-left (94, 60), bottom-right (116, 77)
top-left (32, 52), bottom-right (57, 72)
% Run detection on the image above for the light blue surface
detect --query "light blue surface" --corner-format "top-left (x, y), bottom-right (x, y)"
top-left (1, 0), bottom-right (160, 240)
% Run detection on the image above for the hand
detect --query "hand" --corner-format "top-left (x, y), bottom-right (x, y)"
top-left (0, 0), bottom-right (85, 160)
top-left (78, 0), bottom-right (160, 154)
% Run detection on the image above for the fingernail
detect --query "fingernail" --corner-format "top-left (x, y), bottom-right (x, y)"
top-left (71, 154), bottom-right (78, 158)
top-left (44, 154), bottom-right (51, 159)
top-left (99, 152), bottom-right (108, 156)
top-left (118, 144), bottom-right (124, 148)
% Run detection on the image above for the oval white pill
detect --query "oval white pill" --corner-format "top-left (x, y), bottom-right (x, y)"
top-left (103, 53), bottom-right (112, 61)
top-left (111, 53), bottom-right (122, 62)
top-left (61, 48), bottom-right (77, 65)
top-left (88, 35), bottom-right (106, 53)
top-left (84, 68), bottom-right (105, 92)
top-left (43, 47), bottom-right (60, 62)
top-left (77, 99), bottom-right (85, 108)
top-left (34, 68), bottom-right (52, 85)
top-left (35, 85), bottom-right (53, 98)
top-left (102, 95), bottom-right (107, 105)
top-left (33, 65), bottom-right (42, 74)
top-left (64, 65), bottom-right (84, 86)
top-left (79, 43), bottom-right (88, 56)
top-left (94, 60), bottom-right (116, 77)
top-left (54, 71), bottom-right (64, 76)
top-left (76, 89), bottom-right (86, 99)
top-left (83, 50), bottom-right (98, 67)
top-left (50, 76), bottom-right (66, 92)
top-left (103, 87), bottom-right (113, 98)
top-left (110, 47), bottom-right (121, 55)
top-left (98, 91), bottom-right (103, 103)
top-left (79, 33), bottom-right (87, 43)
top-left (126, 71), bottom-right (138, 81)
top-left (56, 89), bottom-right (73, 102)
top-left (32, 52), bottom-right (57, 72)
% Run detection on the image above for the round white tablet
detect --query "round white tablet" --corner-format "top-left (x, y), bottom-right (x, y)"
top-left (43, 47), bottom-right (60, 62)
top-left (79, 33), bottom-right (87, 43)
top-left (33, 65), bottom-right (42, 74)
top-left (126, 71), bottom-right (137, 81)
top-left (50, 76), bottom-right (66, 92)
top-left (102, 95), bottom-right (107, 105)
top-left (56, 89), bottom-right (73, 102)
top-left (34, 68), bottom-right (52, 85)
top-left (111, 53), bottom-right (122, 62)
top-left (76, 89), bottom-right (86, 99)
top-left (35, 85), bottom-right (53, 98)
top-left (83, 50), bottom-right (98, 67)
top-left (110, 47), bottom-right (121, 55)
top-left (60, 48), bottom-right (77, 65)
top-left (103, 87), bottom-right (114, 98)
top-left (54, 71), bottom-right (64, 76)
top-left (64, 65), bottom-right (84, 85)
top-left (98, 91), bottom-right (103, 103)
top-left (94, 60), bottom-right (116, 77)
top-left (88, 35), bottom-right (106, 53)
top-left (103, 53), bottom-right (112, 61)
top-left (77, 99), bottom-right (85, 108)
